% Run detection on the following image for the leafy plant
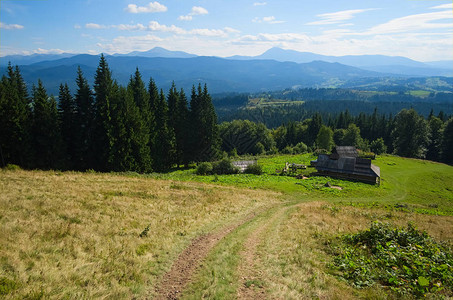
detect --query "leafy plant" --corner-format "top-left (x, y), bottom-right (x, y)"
top-left (328, 222), bottom-right (453, 297)
top-left (196, 162), bottom-right (213, 175)
top-left (243, 163), bottom-right (263, 175)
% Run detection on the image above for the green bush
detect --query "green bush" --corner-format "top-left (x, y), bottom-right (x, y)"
top-left (196, 162), bottom-right (213, 175)
top-left (3, 164), bottom-right (21, 171)
top-left (243, 163), bottom-right (263, 175)
top-left (281, 145), bottom-right (294, 154)
top-left (212, 158), bottom-right (239, 175)
top-left (328, 222), bottom-right (453, 297)
top-left (293, 142), bottom-right (308, 154)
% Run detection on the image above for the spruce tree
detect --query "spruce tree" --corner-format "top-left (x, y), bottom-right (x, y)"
top-left (167, 82), bottom-right (190, 166)
top-left (441, 117), bottom-right (453, 164)
top-left (151, 89), bottom-right (175, 171)
top-left (30, 80), bottom-right (63, 169)
top-left (0, 64), bottom-right (31, 167)
top-left (93, 54), bottom-right (114, 171)
top-left (58, 83), bottom-right (76, 169)
top-left (392, 109), bottom-right (429, 158)
top-left (73, 66), bottom-right (95, 170)
top-left (189, 84), bottom-right (220, 162)
top-left (126, 70), bottom-right (153, 172)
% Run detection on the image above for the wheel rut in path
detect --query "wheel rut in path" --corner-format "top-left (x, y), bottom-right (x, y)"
top-left (237, 205), bottom-right (291, 299)
top-left (154, 207), bottom-right (268, 299)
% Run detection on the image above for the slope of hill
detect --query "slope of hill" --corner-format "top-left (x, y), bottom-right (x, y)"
top-left (1, 155), bottom-right (452, 299)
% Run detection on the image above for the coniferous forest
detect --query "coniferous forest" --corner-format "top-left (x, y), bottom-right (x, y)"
top-left (1, 55), bottom-right (452, 172)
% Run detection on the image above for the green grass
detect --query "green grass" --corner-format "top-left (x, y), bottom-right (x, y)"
top-left (148, 154), bottom-right (453, 215)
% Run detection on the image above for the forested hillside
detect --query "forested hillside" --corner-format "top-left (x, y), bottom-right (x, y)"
top-left (1, 56), bottom-right (452, 173)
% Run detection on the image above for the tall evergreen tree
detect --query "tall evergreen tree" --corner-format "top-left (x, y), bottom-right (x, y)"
top-left (178, 88), bottom-right (191, 166)
top-left (307, 112), bottom-right (323, 147)
top-left (151, 89), bottom-right (175, 171)
top-left (126, 71), bottom-right (153, 172)
top-left (167, 83), bottom-right (191, 166)
top-left (426, 116), bottom-right (443, 161)
top-left (93, 54), bottom-right (114, 171)
top-left (189, 84), bottom-right (220, 162)
top-left (73, 66), bottom-right (95, 170)
top-left (30, 80), bottom-right (63, 169)
top-left (58, 83), bottom-right (76, 169)
top-left (392, 109), bottom-right (429, 158)
top-left (0, 64), bottom-right (31, 167)
top-left (441, 117), bottom-right (453, 164)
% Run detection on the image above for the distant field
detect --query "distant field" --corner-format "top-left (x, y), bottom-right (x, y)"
top-left (1, 155), bottom-right (452, 299)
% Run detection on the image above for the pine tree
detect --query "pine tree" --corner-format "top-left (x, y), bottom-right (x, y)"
top-left (189, 84), bottom-right (220, 162)
top-left (30, 80), bottom-right (63, 169)
top-left (0, 64), bottom-right (31, 167)
top-left (307, 112), bottom-right (323, 147)
top-left (93, 54), bottom-right (114, 171)
top-left (392, 109), bottom-right (429, 158)
top-left (126, 70), bottom-right (153, 172)
top-left (151, 89), bottom-right (175, 171)
top-left (426, 116), bottom-right (443, 161)
top-left (441, 117), bottom-right (453, 164)
top-left (73, 66), bottom-right (95, 170)
top-left (167, 82), bottom-right (190, 166)
top-left (58, 83), bottom-right (76, 169)
top-left (178, 88), bottom-right (191, 166)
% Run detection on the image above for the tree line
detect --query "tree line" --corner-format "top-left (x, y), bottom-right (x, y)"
top-left (1, 55), bottom-right (452, 172)
top-left (218, 109), bottom-right (453, 165)
top-left (0, 55), bottom-right (220, 172)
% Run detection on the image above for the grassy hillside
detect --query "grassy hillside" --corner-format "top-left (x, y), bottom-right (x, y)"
top-left (1, 155), bottom-right (452, 299)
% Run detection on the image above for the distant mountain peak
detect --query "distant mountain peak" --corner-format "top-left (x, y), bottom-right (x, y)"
top-left (117, 47), bottom-right (197, 58)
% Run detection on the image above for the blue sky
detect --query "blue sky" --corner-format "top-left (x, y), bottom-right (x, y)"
top-left (1, 0), bottom-right (452, 61)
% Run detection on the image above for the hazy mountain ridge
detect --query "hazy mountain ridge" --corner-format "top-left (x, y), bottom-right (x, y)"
top-left (1, 47), bottom-right (452, 95)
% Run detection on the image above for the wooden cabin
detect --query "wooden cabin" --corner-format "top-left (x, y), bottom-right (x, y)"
top-left (315, 147), bottom-right (381, 185)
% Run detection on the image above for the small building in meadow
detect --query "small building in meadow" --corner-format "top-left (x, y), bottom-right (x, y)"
top-left (315, 146), bottom-right (381, 185)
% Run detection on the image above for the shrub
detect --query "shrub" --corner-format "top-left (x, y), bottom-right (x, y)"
top-left (281, 145), bottom-right (294, 154)
top-left (370, 138), bottom-right (387, 155)
top-left (3, 164), bottom-right (21, 171)
top-left (212, 158), bottom-right (239, 175)
top-left (293, 142), bottom-right (308, 154)
top-left (329, 222), bottom-right (453, 297)
top-left (196, 162), bottom-right (213, 175)
top-left (243, 163), bottom-right (263, 175)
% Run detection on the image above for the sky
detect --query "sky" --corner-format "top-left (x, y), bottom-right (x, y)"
top-left (0, 0), bottom-right (452, 61)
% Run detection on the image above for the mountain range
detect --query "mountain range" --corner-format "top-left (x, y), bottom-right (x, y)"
top-left (0, 47), bottom-right (452, 95)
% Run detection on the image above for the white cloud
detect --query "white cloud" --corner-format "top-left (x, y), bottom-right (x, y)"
top-left (224, 27), bottom-right (240, 34)
top-left (178, 15), bottom-right (193, 21)
top-left (74, 24), bottom-right (81, 29)
top-left (178, 6), bottom-right (208, 21)
top-left (252, 16), bottom-right (285, 24)
top-left (430, 3), bottom-right (453, 10)
top-left (0, 22), bottom-right (24, 30)
top-left (125, 2), bottom-right (167, 13)
top-left (306, 9), bottom-right (375, 25)
top-left (363, 10), bottom-right (453, 35)
top-left (189, 28), bottom-right (226, 37)
top-left (147, 21), bottom-right (186, 34)
top-left (85, 23), bottom-right (107, 29)
top-left (253, 2), bottom-right (267, 6)
top-left (97, 34), bottom-right (163, 53)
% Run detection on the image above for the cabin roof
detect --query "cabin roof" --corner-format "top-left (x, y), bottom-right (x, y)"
top-left (316, 154), bottom-right (380, 178)
top-left (330, 146), bottom-right (358, 159)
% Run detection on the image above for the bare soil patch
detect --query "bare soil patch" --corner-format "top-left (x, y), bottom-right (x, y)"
top-left (154, 208), bottom-right (266, 299)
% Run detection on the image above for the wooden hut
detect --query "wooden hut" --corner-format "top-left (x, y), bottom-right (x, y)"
top-left (315, 147), bottom-right (381, 185)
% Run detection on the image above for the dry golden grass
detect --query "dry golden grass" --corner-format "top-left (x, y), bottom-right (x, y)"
top-left (255, 201), bottom-right (453, 299)
top-left (0, 170), bottom-right (281, 299)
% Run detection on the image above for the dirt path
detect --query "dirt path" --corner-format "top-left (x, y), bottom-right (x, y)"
top-left (154, 208), bottom-right (267, 299)
top-left (236, 205), bottom-right (290, 299)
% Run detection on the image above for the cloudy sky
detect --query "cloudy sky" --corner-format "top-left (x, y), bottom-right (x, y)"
top-left (1, 0), bottom-right (452, 61)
